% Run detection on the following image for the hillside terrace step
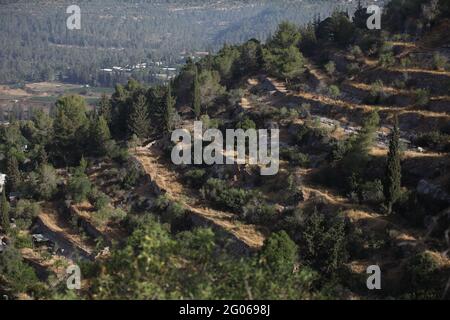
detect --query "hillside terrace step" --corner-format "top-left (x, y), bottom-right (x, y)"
top-left (33, 215), bottom-right (93, 261)
top-left (263, 77), bottom-right (450, 134)
top-left (132, 146), bottom-right (266, 253)
top-left (358, 67), bottom-right (450, 95)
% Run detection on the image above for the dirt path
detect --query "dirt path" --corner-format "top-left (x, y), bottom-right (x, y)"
top-left (390, 67), bottom-right (450, 77)
top-left (134, 145), bottom-right (266, 250)
top-left (305, 62), bottom-right (331, 86)
top-left (35, 203), bottom-right (95, 260)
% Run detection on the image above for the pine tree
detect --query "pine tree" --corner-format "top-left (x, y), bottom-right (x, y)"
top-left (91, 115), bottom-right (111, 155)
top-left (164, 84), bottom-right (176, 133)
top-left (98, 94), bottom-right (112, 124)
top-left (53, 95), bottom-right (89, 165)
top-left (260, 231), bottom-right (298, 275)
top-left (342, 110), bottom-right (379, 177)
top-left (0, 189), bottom-right (9, 234)
top-left (6, 153), bottom-right (20, 192)
top-left (355, 110), bottom-right (380, 155)
top-left (192, 66), bottom-right (201, 119)
top-left (384, 114), bottom-right (402, 215)
top-left (302, 207), bottom-right (347, 274)
top-left (128, 94), bottom-right (150, 139)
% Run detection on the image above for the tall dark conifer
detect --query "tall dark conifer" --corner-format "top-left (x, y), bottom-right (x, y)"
top-left (384, 114), bottom-right (402, 215)
top-left (6, 153), bottom-right (20, 193)
top-left (128, 94), bottom-right (150, 139)
top-left (0, 189), bottom-right (9, 234)
top-left (164, 83), bottom-right (176, 133)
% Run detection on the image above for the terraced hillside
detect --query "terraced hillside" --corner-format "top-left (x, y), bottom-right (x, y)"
top-left (2, 0), bottom-right (450, 300)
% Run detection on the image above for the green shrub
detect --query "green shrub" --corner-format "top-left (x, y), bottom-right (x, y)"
top-left (236, 116), bottom-right (256, 130)
top-left (14, 233), bottom-right (34, 249)
top-left (111, 146), bottom-right (130, 164)
top-left (280, 147), bottom-right (310, 167)
top-left (226, 88), bottom-right (244, 106)
top-left (201, 178), bottom-right (255, 213)
top-left (324, 61), bottom-right (336, 76)
top-left (365, 80), bottom-right (389, 105)
top-left (92, 191), bottom-right (111, 211)
top-left (330, 138), bottom-right (352, 162)
top-left (0, 246), bottom-right (39, 294)
top-left (280, 107), bottom-right (289, 118)
top-left (12, 200), bottom-right (40, 230)
top-left (67, 173), bottom-right (92, 204)
top-left (404, 252), bottom-right (443, 299)
top-left (379, 52), bottom-right (395, 67)
top-left (400, 57), bottom-right (412, 69)
top-left (350, 45), bottom-right (363, 59)
top-left (163, 201), bottom-right (185, 225)
top-left (358, 179), bottom-right (385, 205)
top-left (275, 107), bottom-right (300, 120)
top-left (414, 131), bottom-right (450, 151)
top-left (433, 53), bottom-right (447, 71)
top-left (127, 134), bottom-right (141, 151)
top-left (284, 174), bottom-right (303, 206)
top-left (414, 89), bottom-right (430, 107)
top-left (201, 115), bottom-right (222, 129)
top-left (184, 169), bottom-right (207, 189)
top-left (299, 103), bottom-right (311, 118)
top-left (120, 162), bottom-right (142, 189)
top-left (154, 195), bottom-right (188, 232)
top-left (346, 63), bottom-right (360, 76)
top-left (328, 85), bottom-right (341, 98)
top-left (93, 207), bottom-right (127, 226)
top-left (392, 79), bottom-right (406, 89)
top-left (242, 199), bottom-right (278, 225)
top-left (30, 164), bottom-right (59, 200)
top-left (295, 123), bottom-right (328, 146)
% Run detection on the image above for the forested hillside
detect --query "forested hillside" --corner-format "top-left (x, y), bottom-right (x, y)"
top-left (0, 0), bottom-right (449, 301)
top-left (0, 0), bottom-right (372, 86)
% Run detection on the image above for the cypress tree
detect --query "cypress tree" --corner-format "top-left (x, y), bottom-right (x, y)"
top-left (128, 94), bottom-right (150, 139)
top-left (6, 153), bottom-right (20, 192)
top-left (0, 189), bottom-right (9, 234)
top-left (164, 83), bottom-right (176, 133)
top-left (384, 114), bottom-right (402, 214)
top-left (192, 66), bottom-right (201, 119)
